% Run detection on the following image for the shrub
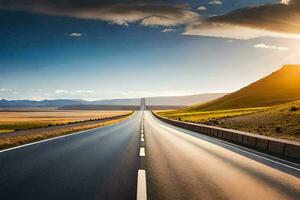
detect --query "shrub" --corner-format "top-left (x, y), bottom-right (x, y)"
top-left (275, 126), bottom-right (282, 133)
top-left (290, 106), bottom-right (299, 112)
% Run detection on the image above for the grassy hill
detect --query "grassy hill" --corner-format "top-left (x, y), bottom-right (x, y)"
top-left (158, 65), bottom-right (300, 142)
top-left (183, 65), bottom-right (300, 112)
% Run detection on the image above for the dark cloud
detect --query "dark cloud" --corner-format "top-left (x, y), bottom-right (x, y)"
top-left (0, 0), bottom-right (199, 27)
top-left (184, 0), bottom-right (300, 39)
top-left (2, 0), bottom-right (299, 39)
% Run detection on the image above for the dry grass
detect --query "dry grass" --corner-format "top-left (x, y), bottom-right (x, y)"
top-left (158, 107), bottom-right (266, 123)
top-left (212, 101), bottom-right (300, 142)
top-left (0, 110), bottom-right (131, 133)
top-left (0, 113), bottom-right (133, 150)
top-left (158, 101), bottom-right (300, 142)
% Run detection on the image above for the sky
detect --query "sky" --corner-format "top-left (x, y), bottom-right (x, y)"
top-left (0, 0), bottom-right (300, 100)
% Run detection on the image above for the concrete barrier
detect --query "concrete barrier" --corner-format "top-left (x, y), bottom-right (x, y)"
top-left (152, 112), bottom-right (300, 160)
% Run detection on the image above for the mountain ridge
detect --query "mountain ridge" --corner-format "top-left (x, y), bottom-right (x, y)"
top-left (183, 65), bottom-right (300, 111)
top-left (0, 93), bottom-right (227, 108)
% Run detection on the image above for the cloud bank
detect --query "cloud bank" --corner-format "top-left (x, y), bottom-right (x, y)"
top-left (0, 1), bottom-right (199, 27)
top-left (254, 43), bottom-right (290, 51)
top-left (184, 0), bottom-right (300, 39)
top-left (1, 0), bottom-right (300, 39)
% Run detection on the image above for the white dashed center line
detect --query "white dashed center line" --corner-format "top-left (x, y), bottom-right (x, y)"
top-left (139, 147), bottom-right (146, 157)
top-left (137, 111), bottom-right (147, 200)
top-left (137, 169), bottom-right (147, 200)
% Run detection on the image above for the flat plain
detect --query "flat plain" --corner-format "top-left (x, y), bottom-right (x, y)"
top-left (0, 109), bottom-right (131, 133)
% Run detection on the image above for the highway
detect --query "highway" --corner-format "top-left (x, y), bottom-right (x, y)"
top-left (0, 112), bottom-right (142, 200)
top-left (144, 111), bottom-right (300, 200)
top-left (1, 109), bottom-right (300, 200)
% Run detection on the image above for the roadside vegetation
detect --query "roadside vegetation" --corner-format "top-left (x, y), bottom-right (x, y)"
top-left (0, 110), bottom-right (131, 133)
top-left (0, 111), bottom-right (133, 150)
top-left (158, 107), bottom-right (266, 123)
top-left (158, 101), bottom-right (300, 142)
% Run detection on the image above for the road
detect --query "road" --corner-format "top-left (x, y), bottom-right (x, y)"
top-left (1, 109), bottom-right (300, 200)
top-left (0, 112), bottom-right (142, 200)
top-left (144, 111), bottom-right (300, 200)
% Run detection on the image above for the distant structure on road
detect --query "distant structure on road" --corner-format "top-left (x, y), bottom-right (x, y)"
top-left (140, 98), bottom-right (145, 110)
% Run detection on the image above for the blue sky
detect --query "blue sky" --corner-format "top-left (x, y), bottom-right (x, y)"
top-left (0, 0), bottom-right (299, 100)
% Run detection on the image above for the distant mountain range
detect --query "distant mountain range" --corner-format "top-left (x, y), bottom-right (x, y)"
top-left (0, 99), bottom-right (83, 108)
top-left (183, 65), bottom-right (300, 111)
top-left (146, 93), bottom-right (227, 106)
top-left (0, 93), bottom-right (227, 108)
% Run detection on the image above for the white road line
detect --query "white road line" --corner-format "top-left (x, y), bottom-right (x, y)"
top-left (141, 138), bottom-right (144, 142)
top-left (203, 135), bottom-right (300, 167)
top-left (152, 116), bottom-right (300, 172)
top-left (137, 170), bottom-right (147, 200)
top-left (139, 147), bottom-right (146, 157)
top-left (141, 129), bottom-right (144, 134)
top-left (141, 134), bottom-right (144, 138)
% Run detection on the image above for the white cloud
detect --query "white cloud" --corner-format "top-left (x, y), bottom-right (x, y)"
top-left (208, 1), bottom-right (223, 5)
top-left (55, 90), bottom-right (69, 94)
top-left (119, 90), bottom-right (195, 98)
top-left (0, 88), bottom-right (12, 92)
top-left (162, 28), bottom-right (176, 33)
top-left (31, 96), bottom-right (45, 101)
top-left (110, 20), bottom-right (129, 27)
top-left (68, 32), bottom-right (82, 37)
top-left (140, 10), bottom-right (198, 27)
top-left (184, 22), bottom-right (300, 40)
top-left (55, 89), bottom-right (96, 95)
top-left (183, 0), bottom-right (300, 39)
top-left (254, 43), bottom-right (290, 51)
top-left (197, 6), bottom-right (207, 11)
top-left (281, 0), bottom-right (291, 5)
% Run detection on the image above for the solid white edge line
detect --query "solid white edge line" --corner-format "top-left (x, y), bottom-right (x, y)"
top-left (207, 137), bottom-right (300, 172)
top-left (152, 114), bottom-right (300, 172)
top-left (137, 169), bottom-right (147, 200)
top-left (0, 117), bottom-right (128, 153)
top-left (204, 134), bottom-right (300, 167)
top-left (139, 147), bottom-right (146, 157)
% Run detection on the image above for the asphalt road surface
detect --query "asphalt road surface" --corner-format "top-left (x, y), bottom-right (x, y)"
top-left (0, 112), bottom-right (142, 200)
top-left (1, 110), bottom-right (300, 200)
top-left (144, 111), bottom-right (300, 200)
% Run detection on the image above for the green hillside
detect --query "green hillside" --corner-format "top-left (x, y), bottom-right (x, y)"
top-left (184, 65), bottom-right (300, 112)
